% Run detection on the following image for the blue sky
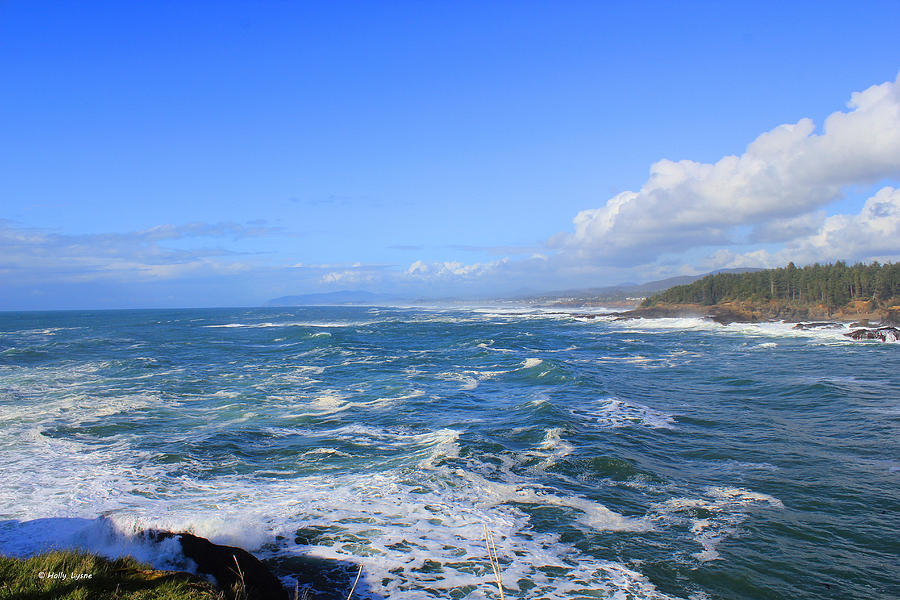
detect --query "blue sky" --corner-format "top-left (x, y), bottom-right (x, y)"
top-left (2, 1), bottom-right (900, 309)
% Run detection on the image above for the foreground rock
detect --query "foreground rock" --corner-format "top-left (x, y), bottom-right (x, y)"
top-left (844, 327), bottom-right (900, 342)
top-left (149, 531), bottom-right (289, 600)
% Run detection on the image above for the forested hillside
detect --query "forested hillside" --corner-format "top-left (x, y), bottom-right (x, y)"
top-left (642, 261), bottom-right (900, 308)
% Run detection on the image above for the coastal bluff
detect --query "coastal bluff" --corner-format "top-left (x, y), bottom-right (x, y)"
top-left (606, 299), bottom-right (900, 326)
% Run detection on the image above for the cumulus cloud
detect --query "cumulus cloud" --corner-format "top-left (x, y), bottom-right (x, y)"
top-left (558, 72), bottom-right (900, 264)
top-left (397, 74), bottom-right (900, 292)
top-left (749, 210), bottom-right (826, 243)
top-left (707, 186), bottom-right (900, 269)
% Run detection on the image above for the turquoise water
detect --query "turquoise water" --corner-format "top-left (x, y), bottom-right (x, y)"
top-left (0, 306), bottom-right (897, 599)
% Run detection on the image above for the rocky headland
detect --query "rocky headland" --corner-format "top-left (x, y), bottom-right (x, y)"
top-left (572, 299), bottom-right (900, 341)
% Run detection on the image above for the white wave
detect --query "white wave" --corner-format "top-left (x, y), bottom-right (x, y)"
top-left (437, 365), bottom-right (516, 391)
top-left (0, 326), bottom-right (81, 336)
top-left (0, 390), bottom-right (167, 426)
top-left (651, 487), bottom-right (783, 562)
top-left (596, 354), bottom-right (677, 368)
top-left (450, 469), bottom-right (647, 532)
top-left (204, 321), bottom-right (374, 329)
top-left (289, 388), bottom-right (425, 417)
top-left (0, 415), bottom-right (679, 599)
top-left (0, 517), bottom-right (189, 569)
top-left (522, 357), bottom-right (543, 369)
top-left (301, 447), bottom-right (352, 458)
top-left (385, 389), bottom-right (426, 402)
top-left (607, 316), bottom-right (857, 345)
top-left (293, 365), bottom-right (326, 375)
top-left (573, 397), bottom-right (676, 429)
top-left (416, 429), bottom-right (462, 468)
top-left (531, 427), bottom-right (575, 469)
top-left (476, 341), bottom-right (515, 353)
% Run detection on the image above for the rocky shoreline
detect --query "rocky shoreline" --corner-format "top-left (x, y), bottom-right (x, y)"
top-left (571, 301), bottom-right (900, 342)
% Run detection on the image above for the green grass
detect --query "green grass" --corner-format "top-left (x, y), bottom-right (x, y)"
top-left (0, 551), bottom-right (224, 600)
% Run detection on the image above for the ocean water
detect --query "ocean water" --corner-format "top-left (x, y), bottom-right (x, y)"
top-left (0, 306), bottom-right (897, 599)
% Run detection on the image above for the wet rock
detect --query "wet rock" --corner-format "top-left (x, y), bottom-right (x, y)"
top-left (149, 531), bottom-right (289, 600)
top-left (793, 322), bottom-right (841, 330)
top-left (883, 309), bottom-right (900, 327)
top-left (706, 308), bottom-right (756, 325)
top-left (609, 306), bottom-right (706, 320)
top-left (844, 327), bottom-right (900, 342)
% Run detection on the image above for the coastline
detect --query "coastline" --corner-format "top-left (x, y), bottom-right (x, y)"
top-left (570, 300), bottom-right (900, 341)
top-left (2, 305), bottom-right (898, 599)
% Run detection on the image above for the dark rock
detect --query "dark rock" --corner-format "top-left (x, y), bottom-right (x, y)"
top-left (844, 327), bottom-right (900, 342)
top-left (883, 309), bottom-right (900, 327)
top-left (849, 319), bottom-right (871, 328)
top-left (793, 322), bottom-right (841, 330)
top-left (149, 531), bottom-right (289, 600)
top-left (609, 306), bottom-right (706, 320)
top-left (706, 308), bottom-right (755, 325)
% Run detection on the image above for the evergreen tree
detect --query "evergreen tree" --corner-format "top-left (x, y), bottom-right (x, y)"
top-left (641, 261), bottom-right (899, 308)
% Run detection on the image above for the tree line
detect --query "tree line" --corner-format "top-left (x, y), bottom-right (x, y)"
top-left (642, 261), bottom-right (900, 308)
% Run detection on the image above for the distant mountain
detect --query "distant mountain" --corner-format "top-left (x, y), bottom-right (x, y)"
top-left (265, 290), bottom-right (402, 306)
top-left (266, 269), bottom-right (765, 307)
top-left (520, 268), bottom-right (763, 303)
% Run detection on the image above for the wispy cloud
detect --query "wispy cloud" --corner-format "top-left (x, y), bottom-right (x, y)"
top-left (446, 243), bottom-right (541, 256)
top-left (139, 221), bottom-right (285, 241)
top-left (0, 220), bottom-right (284, 284)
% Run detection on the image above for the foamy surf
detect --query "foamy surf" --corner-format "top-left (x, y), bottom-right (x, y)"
top-left (0, 450), bottom-right (680, 599)
top-left (650, 487), bottom-right (784, 563)
top-left (2, 305), bottom-right (894, 600)
top-left (572, 397), bottom-right (676, 429)
top-left (605, 316), bottom-right (864, 344)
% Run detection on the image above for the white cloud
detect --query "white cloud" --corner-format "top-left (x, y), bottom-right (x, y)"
top-left (707, 186), bottom-right (900, 269)
top-left (0, 220), bottom-right (273, 284)
top-left (321, 270), bottom-right (379, 285)
top-left (749, 211), bottom-right (826, 243)
top-left (807, 186), bottom-right (900, 258)
top-left (403, 259), bottom-right (509, 280)
top-left (558, 72), bottom-right (900, 264)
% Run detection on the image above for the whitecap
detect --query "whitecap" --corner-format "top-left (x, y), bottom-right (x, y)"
top-left (573, 397), bottom-right (676, 429)
top-left (651, 486), bottom-right (783, 562)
